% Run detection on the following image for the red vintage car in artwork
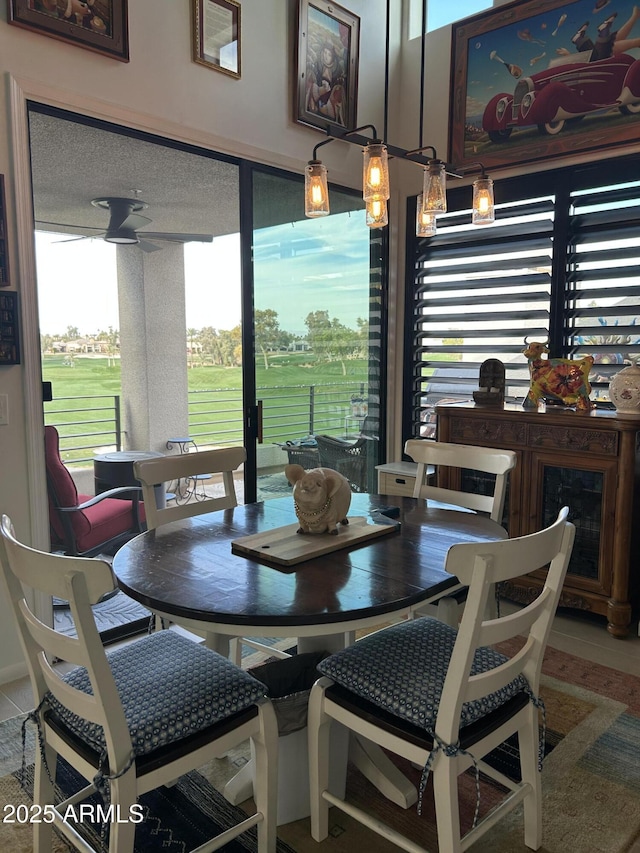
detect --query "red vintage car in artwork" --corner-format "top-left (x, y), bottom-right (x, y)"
top-left (482, 51), bottom-right (640, 140)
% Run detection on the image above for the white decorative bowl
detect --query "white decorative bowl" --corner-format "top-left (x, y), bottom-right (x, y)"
top-left (609, 362), bottom-right (640, 415)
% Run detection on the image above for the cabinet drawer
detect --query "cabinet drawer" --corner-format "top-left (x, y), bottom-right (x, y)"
top-left (527, 425), bottom-right (618, 456)
top-left (378, 471), bottom-right (416, 497)
top-left (449, 417), bottom-right (526, 447)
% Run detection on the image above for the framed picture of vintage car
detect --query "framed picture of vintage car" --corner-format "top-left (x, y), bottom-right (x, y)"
top-left (449, 0), bottom-right (640, 172)
top-left (7, 0), bottom-right (129, 62)
top-left (296, 0), bottom-right (360, 132)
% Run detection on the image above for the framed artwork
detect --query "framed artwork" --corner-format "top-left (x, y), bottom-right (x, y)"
top-left (192, 0), bottom-right (240, 78)
top-left (295, 0), bottom-right (360, 132)
top-left (7, 0), bottom-right (129, 62)
top-left (449, 0), bottom-right (640, 173)
top-left (0, 291), bottom-right (20, 366)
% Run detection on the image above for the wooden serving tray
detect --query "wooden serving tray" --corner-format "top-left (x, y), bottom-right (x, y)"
top-left (231, 515), bottom-right (399, 567)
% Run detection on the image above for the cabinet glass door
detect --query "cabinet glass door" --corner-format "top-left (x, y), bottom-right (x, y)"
top-left (534, 454), bottom-right (616, 595)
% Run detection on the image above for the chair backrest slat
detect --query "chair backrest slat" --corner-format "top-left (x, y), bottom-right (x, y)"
top-left (0, 515), bottom-right (133, 766)
top-left (134, 446), bottom-right (246, 530)
top-left (435, 508), bottom-right (575, 743)
top-left (404, 439), bottom-right (517, 523)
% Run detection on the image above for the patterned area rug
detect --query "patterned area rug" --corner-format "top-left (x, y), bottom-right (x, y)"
top-left (0, 645), bottom-right (639, 852)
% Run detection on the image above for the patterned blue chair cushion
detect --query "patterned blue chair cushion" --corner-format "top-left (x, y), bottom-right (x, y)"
top-left (317, 616), bottom-right (529, 732)
top-left (45, 630), bottom-right (267, 757)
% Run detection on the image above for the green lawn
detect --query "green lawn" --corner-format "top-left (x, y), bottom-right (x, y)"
top-left (42, 353), bottom-right (370, 457)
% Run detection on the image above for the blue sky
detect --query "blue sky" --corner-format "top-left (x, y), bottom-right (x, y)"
top-left (35, 210), bottom-right (371, 338)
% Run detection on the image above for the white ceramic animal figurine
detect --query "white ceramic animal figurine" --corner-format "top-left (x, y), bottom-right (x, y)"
top-left (285, 465), bottom-right (351, 535)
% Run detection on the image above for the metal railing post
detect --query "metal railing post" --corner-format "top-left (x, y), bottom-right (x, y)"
top-left (309, 385), bottom-right (315, 435)
top-left (114, 396), bottom-right (122, 451)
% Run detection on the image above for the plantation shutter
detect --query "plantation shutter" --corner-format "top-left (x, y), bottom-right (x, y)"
top-left (566, 180), bottom-right (640, 396)
top-left (408, 195), bottom-right (554, 437)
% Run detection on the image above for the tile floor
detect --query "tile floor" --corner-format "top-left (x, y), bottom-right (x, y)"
top-left (0, 605), bottom-right (638, 722)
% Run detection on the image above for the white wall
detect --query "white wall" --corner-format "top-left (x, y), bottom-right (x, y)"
top-left (0, 0), bottom-right (399, 681)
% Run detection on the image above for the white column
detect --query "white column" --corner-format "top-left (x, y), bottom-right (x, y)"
top-left (116, 243), bottom-right (189, 452)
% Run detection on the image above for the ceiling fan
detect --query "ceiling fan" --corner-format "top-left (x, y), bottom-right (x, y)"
top-left (40, 197), bottom-right (214, 252)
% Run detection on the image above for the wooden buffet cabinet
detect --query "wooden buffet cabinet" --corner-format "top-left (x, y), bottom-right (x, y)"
top-left (436, 402), bottom-right (640, 637)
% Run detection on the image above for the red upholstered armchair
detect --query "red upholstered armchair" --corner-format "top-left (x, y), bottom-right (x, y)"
top-left (45, 426), bottom-right (145, 557)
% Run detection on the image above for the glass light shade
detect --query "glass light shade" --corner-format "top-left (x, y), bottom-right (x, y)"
top-left (422, 161), bottom-right (447, 214)
top-left (472, 176), bottom-right (495, 225)
top-left (415, 194), bottom-right (436, 237)
top-left (365, 197), bottom-right (388, 229)
top-left (362, 142), bottom-right (390, 201)
top-left (304, 161), bottom-right (330, 217)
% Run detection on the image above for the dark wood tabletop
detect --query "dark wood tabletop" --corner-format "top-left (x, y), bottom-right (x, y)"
top-left (112, 494), bottom-right (506, 642)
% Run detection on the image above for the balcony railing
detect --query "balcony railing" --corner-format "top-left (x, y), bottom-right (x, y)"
top-left (44, 383), bottom-right (369, 466)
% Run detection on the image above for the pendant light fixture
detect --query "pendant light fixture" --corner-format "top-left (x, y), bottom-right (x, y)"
top-left (362, 140), bottom-right (390, 202)
top-left (304, 159), bottom-right (330, 217)
top-left (471, 164), bottom-right (495, 225)
top-left (366, 197), bottom-right (388, 229)
top-left (422, 160), bottom-right (447, 214)
top-left (301, 1), bottom-right (497, 231)
top-left (415, 194), bottom-right (436, 237)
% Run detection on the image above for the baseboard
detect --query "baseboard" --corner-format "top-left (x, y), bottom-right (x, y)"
top-left (0, 659), bottom-right (28, 687)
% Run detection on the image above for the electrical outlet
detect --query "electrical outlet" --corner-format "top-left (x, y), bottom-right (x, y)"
top-left (0, 394), bottom-right (8, 425)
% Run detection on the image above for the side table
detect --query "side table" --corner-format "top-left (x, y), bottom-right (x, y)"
top-left (166, 437), bottom-right (210, 502)
top-left (93, 450), bottom-right (166, 508)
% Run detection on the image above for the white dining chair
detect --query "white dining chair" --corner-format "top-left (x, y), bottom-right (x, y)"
top-left (0, 513), bottom-right (278, 853)
top-left (133, 447), bottom-right (291, 663)
top-left (404, 438), bottom-right (517, 625)
top-left (133, 446), bottom-right (246, 530)
top-left (308, 507), bottom-right (575, 853)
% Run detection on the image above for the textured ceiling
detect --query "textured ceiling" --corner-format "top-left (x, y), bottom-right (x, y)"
top-left (27, 108), bottom-right (361, 243)
top-left (28, 109), bottom-right (242, 242)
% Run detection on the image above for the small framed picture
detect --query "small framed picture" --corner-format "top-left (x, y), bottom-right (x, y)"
top-left (0, 291), bottom-right (20, 366)
top-left (7, 0), bottom-right (129, 62)
top-left (295, 0), bottom-right (360, 132)
top-left (192, 0), bottom-right (241, 79)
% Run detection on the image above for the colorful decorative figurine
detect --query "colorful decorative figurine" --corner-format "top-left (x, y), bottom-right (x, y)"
top-left (285, 465), bottom-right (351, 535)
top-left (522, 341), bottom-right (595, 411)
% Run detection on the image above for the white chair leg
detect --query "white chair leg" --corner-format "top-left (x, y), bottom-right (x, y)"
top-left (436, 595), bottom-right (460, 627)
top-left (229, 637), bottom-right (242, 666)
top-left (252, 700), bottom-right (278, 853)
top-left (33, 745), bottom-right (56, 853)
top-left (519, 705), bottom-right (543, 850)
top-left (109, 769), bottom-right (138, 853)
top-left (432, 755), bottom-right (463, 853)
top-left (308, 681), bottom-right (332, 842)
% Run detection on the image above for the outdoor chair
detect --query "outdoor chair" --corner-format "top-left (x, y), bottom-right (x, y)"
top-left (404, 438), bottom-right (517, 626)
top-left (0, 513), bottom-right (278, 853)
top-left (308, 507), bottom-right (575, 853)
top-left (45, 425), bottom-right (144, 558)
top-left (315, 417), bottom-right (378, 492)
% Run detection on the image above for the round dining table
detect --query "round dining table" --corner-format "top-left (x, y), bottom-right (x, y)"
top-left (112, 492), bottom-right (507, 656)
top-left (112, 492), bottom-right (507, 813)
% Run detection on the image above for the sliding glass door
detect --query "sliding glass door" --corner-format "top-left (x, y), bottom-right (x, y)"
top-left (247, 167), bottom-right (385, 502)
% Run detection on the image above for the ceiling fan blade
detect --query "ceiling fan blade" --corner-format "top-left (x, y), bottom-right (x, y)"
top-left (139, 232), bottom-right (214, 243)
top-left (118, 212), bottom-right (152, 230)
top-left (36, 220), bottom-right (106, 232)
top-left (138, 239), bottom-right (164, 253)
top-left (54, 233), bottom-right (105, 244)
